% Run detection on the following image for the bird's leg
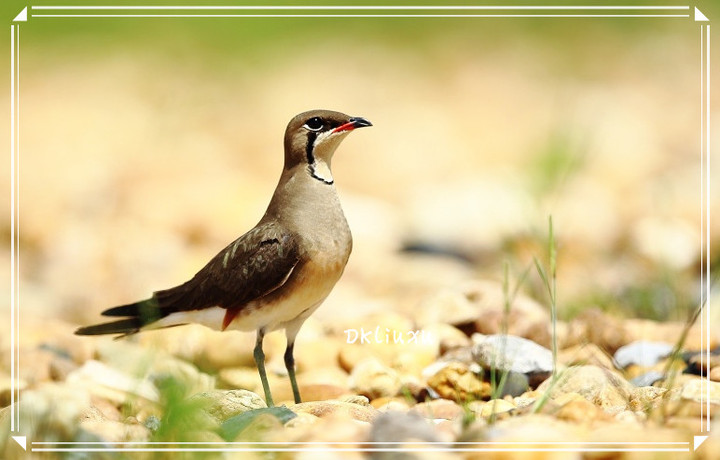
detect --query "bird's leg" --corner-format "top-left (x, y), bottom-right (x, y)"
top-left (284, 341), bottom-right (302, 404)
top-left (254, 328), bottom-right (274, 407)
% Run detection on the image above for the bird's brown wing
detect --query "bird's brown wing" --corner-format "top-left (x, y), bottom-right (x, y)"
top-left (156, 221), bottom-right (301, 315)
top-left (82, 221), bottom-right (301, 334)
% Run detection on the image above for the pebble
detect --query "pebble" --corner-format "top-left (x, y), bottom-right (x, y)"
top-left (427, 361), bottom-right (491, 402)
top-left (630, 370), bottom-right (665, 387)
top-left (188, 389), bottom-right (266, 425)
top-left (66, 359), bottom-right (158, 403)
top-left (558, 343), bottom-right (615, 369)
top-left (19, 382), bottom-right (92, 440)
top-left (554, 396), bottom-right (609, 423)
top-left (291, 400), bottom-right (379, 423)
top-left (614, 340), bottom-right (674, 368)
top-left (680, 378), bottom-right (720, 404)
top-left (412, 399), bottom-right (465, 421)
top-left (710, 367), bottom-right (720, 382)
top-left (349, 358), bottom-right (402, 400)
top-left (628, 386), bottom-right (667, 411)
top-left (480, 399), bottom-right (516, 418)
top-left (369, 410), bottom-right (445, 444)
top-left (472, 334), bottom-right (553, 387)
top-left (566, 308), bottom-right (628, 354)
top-left (536, 365), bottom-right (634, 414)
top-left (80, 419), bottom-right (150, 442)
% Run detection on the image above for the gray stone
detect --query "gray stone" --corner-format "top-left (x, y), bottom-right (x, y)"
top-left (630, 371), bottom-right (665, 387)
top-left (472, 334), bottom-right (553, 387)
top-left (614, 341), bottom-right (674, 368)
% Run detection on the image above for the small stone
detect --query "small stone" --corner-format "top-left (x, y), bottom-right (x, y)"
top-left (427, 362), bottom-right (491, 402)
top-left (349, 358), bottom-right (402, 400)
top-left (291, 400), bottom-right (379, 423)
top-left (339, 394), bottom-right (370, 406)
top-left (339, 344), bottom-right (377, 373)
top-left (555, 397), bottom-right (609, 423)
top-left (536, 365), bottom-right (634, 414)
top-left (629, 386), bottom-right (667, 411)
top-left (422, 322), bottom-right (472, 354)
top-left (369, 410), bottom-right (444, 444)
top-left (710, 367), bottom-right (720, 382)
top-left (188, 389), bottom-right (266, 425)
top-left (685, 349), bottom-right (720, 375)
top-left (472, 334), bottom-right (553, 387)
top-left (479, 399), bottom-right (515, 418)
top-left (614, 340), bottom-right (674, 368)
top-left (284, 412), bottom-right (320, 429)
top-left (412, 399), bottom-right (464, 421)
top-left (566, 308), bottom-right (628, 354)
top-left (630, 371), bottom-right (665, 387)
top-left (371, 397), bottom-right (412, 412)
top-left (20, 382), bottom-right (92, 440)
top-left (681, 378), bottom-right (720, 404)
top-left (80, 419), bottom-right (150, 442)
top-left (559, 343), bottom-right (615, 369)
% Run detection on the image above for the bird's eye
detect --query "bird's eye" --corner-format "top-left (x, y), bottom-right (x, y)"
top-left (303, 117), bottom-right (324, 132)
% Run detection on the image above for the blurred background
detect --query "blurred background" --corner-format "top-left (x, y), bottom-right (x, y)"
top-left (1, 0), bottom-right (719, 351)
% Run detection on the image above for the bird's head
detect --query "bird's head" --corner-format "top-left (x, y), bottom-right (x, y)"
top-left (284, 110), bottom-right (372, 184)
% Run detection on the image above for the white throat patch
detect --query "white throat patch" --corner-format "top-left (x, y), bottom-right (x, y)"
top-left (309, 160), bottom-right (334, 184)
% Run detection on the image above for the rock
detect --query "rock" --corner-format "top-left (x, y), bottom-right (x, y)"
top-left (710, 367), bottom-right (720, 382)
top-left (624, 318), bottom-right (710, 351)
top-left (80, 419), bottom-right (150, 442)
top-left (614, 340), bottom-right (674, 368)
top-left (472, 334), bottom-right (553, 387)
top-left (369, 410), bottom-right (444, 444)
top-left (148, 356), bottom-right (216, 397)
top-left (338, 394), bottom-right (370, 406)
top-left (566, 308), bottom-right (628, 354)
top-left (218, 366), bottom-right (263, 392)
top-left (427, 362), bottom-right (491, 402)
top-left (559, 343), bottom-right (615, 369)
top-left (472, 413), bottom-right (585, 445)
top-left (412, 399), bottom-right (464, 421)
top-left (349, 358), bottom-right (402, 400)
top-left (630, 371), bottom-right (665, 387)
top-left (480, 399), bottom-right (515, 418)
top-left (536, 365), bottom-right (634, 414)
top-left (284, 412), bottom-right (320, 429)
top-left (417, 280), bottom-right (551, 347)
top-left (681, 378), bottom-right (720, 404)
top-left (554, 396), bottom-right (609, 423)
top-left (292, 337), bottom-right (344, 374)
top-left (19, 382), bottom-right (92, 440)
top-left (684, 348), bottom-right (720, 375)
top-left (291, 400), bottom-right (379, 423)
top-left (276, 413), bottom-right (371, 446)
top-left (629, 386), bottom-right (667, 411)
top-left (339, 344), bottom-right (379, 373)
top-left (391, 349), bottom-right (438, 378)
top-left (188, 389), bottom-right (266, 425)
top-left (66, 360), bottom-right (158, 404)
top-left (371, 397), bottom-right (412, 412)
top-left (233, 412), bottom-right (286, 442)
top-left (422, 322), bottom-right (472, 355)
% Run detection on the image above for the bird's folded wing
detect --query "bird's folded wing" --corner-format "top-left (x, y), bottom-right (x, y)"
top-left (152, 221), bottom-right (302, 314)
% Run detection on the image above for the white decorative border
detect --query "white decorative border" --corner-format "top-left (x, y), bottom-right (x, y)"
top-left (7, 3), bottom-right (711, 454)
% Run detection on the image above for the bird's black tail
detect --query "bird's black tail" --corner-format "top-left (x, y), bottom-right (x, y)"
top-left (75, 297), bottom-right (164, 337)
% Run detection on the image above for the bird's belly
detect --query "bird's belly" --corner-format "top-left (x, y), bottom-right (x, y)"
top-left (231, 256), bottom-right (346, 332)
top-left (155, 246), bottom-right (349, 333)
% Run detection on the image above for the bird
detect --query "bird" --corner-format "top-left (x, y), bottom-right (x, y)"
top-left (76, 109), bottom-right (372, 407)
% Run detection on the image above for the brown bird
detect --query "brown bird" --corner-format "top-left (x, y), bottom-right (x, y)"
top-left (76, 109), bottom-right (372, 406)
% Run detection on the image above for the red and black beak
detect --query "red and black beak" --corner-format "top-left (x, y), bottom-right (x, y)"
top-left (332, 117), bottom-right (373, 134)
